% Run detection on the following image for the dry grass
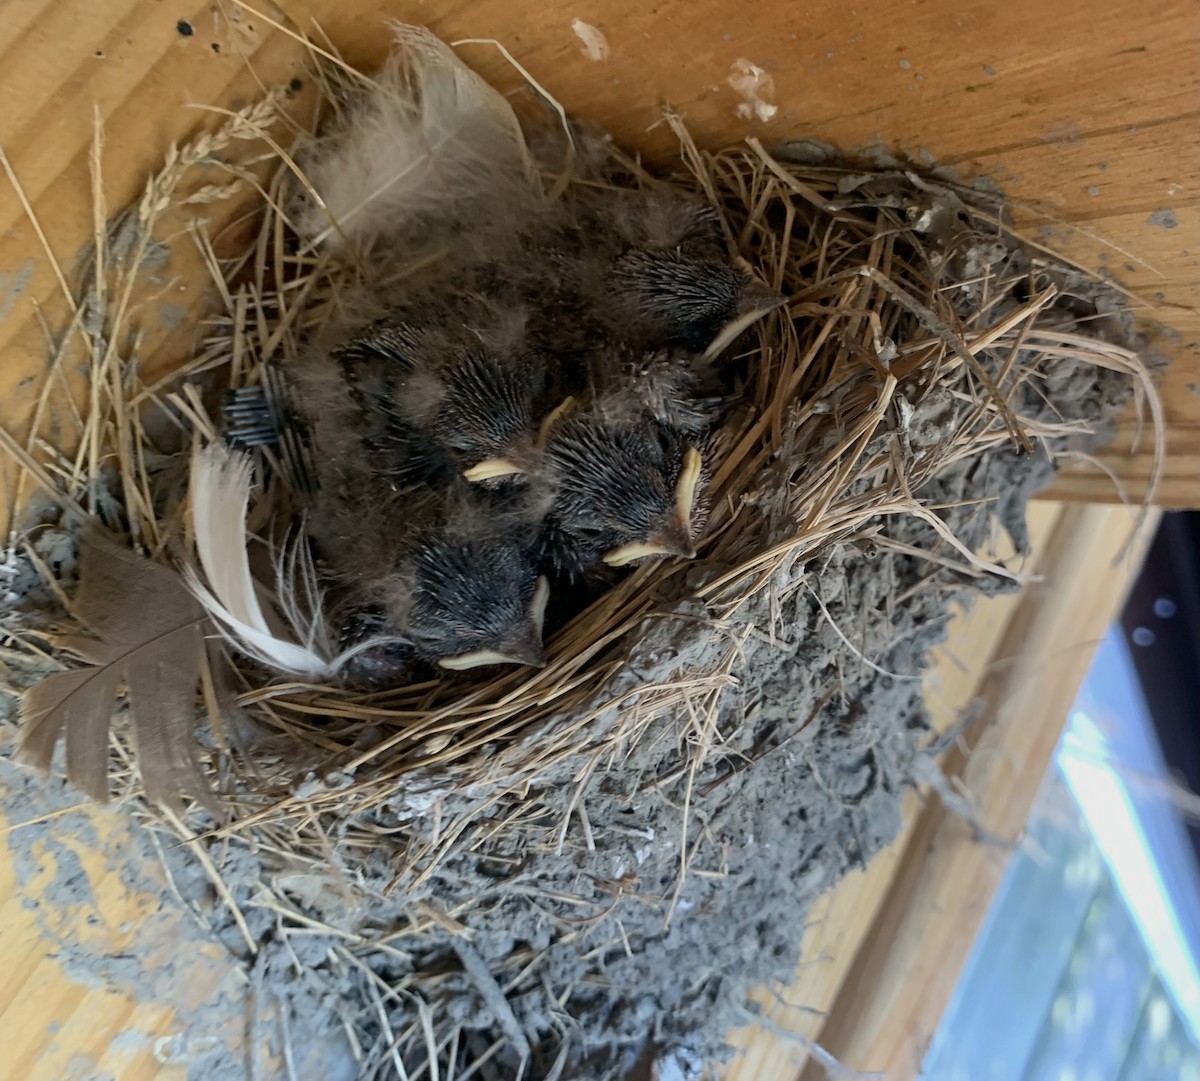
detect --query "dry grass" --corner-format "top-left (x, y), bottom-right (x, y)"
top-left (0, 36), bottom-right (1162, 1077)
top-left (2, 52), bottom-right (1159, 830)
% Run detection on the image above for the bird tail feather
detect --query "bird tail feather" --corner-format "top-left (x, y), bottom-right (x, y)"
top-left (296, 23), bottom-right (536, 252)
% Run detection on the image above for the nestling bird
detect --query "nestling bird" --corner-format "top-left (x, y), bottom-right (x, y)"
top-left (536, 392), bottom-right (707, 575)
top-left (329, 312), bottom-right (560, 487)
top-left (285, 327), bottom-right (557, 677)
top-left (211, 380), bottom-right (553, 684)
top-left (308, 474), bottom-right (551, 674)
top-left (541, 190), bottom-right (786, 359)
top-left (194, 25), bottom-right (780, 687)
top-left (579, 342), bottom-right (729, 435)
top-left (189, 447), bottom-right (550, 687)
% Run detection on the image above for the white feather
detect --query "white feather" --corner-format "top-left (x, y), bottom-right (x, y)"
top-left (297, 23), bottom-right (536, 252)
top-left (189, 443), bottom-right (335, 678)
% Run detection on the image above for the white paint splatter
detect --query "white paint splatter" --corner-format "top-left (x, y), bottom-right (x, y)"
top-left (728, 58), bottom-right (778, 122)
top-left (571, 19), bottom-right (609, 61)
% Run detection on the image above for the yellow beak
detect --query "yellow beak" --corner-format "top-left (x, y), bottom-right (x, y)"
top-left (463, 457), bottom-right (525, 483)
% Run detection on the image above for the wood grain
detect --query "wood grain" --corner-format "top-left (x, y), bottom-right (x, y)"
top-left (0, 0), bottom-right (1197, 529)
top-left (0, 795), bottom-right (203, 1081)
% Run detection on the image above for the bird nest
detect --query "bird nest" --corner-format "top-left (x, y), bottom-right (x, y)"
top-left (2, 26), bottom-right (1159, 1080)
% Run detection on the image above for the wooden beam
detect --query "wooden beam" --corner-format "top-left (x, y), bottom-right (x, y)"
top-left (0, 794), bottom-right (196, 1081)
top-left (0, 0), bottom-right (1196, 533)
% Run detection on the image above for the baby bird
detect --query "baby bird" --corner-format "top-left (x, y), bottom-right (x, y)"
top-left (331, 313), bottom-right (558, 488)
top-left (310, 477), bottom-right (551, 676)
top-left (582, 343), bottom-right (727, 436)
top-left (537, 392), bottom-right (706, 576)
top-left (292, 332), bottom-right (555, 680)
top-left (218, 362), bottom-right (553, 684)
top-left (552, 191), bottom-right (785, 358)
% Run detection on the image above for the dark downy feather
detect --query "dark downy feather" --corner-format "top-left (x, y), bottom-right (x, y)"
top-left (610, 248), bottom-right (746, 354)
top-left (307, 468), bottom-right (549, 674)
top-left (406, 521), bottom-right (545, 663)
top-left (333, 320), bottom-right (554, 485)
top-left (221, 366), bottom-right (316, 493)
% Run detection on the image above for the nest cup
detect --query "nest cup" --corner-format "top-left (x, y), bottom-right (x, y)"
top-left (211, 121), bottom-right (1145, 815)
top-left (0, 27), bottom-right (1163, 1078)
top-left (9, 44), bottom-right (1155, 844)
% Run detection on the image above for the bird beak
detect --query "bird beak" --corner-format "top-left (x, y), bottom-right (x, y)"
top-left (602, 541), bottom-right (673, 566)
top-left (437, 577), bottom-right (549, 670)
top-left (702, 280), bottom-right (787, 360)
top-left (463, 457), bottom-right (525, 482)
top-left (536, 396), bottom-right (577, 446)
top-left (529, 574), bottom-right (550, 637)
top-left (674, 446), bottom-right (702, 536)
top-left (437, 637), bottom-right (545, 670)
top-left (439, 648), bottom-right (528, 670)
top-left (491, 614), bottom-right (548, 668)
top-left (602, 525), bottom-right (697, 567)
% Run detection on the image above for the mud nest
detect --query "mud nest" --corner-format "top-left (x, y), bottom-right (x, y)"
top-left (1, 34), bottom-right (1157, 1081)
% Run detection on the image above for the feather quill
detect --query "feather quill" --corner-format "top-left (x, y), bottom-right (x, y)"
top-left (296, 23), bottom-right (536, 251)
top-left (188, 443), bottom-right (335, 678)
top-left (18, 527), bottom-right (219, 812)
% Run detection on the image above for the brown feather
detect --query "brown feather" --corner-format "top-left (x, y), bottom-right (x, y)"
top-left (21, 666), bottom-right (121, 803)
top-left (16, 526), bottom-right (223, 814)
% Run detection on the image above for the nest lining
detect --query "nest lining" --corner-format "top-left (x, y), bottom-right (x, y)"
top-left (0, 38), bottom-right (1158, 1081)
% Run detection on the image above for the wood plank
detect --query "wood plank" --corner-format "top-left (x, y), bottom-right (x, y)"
top-left (0, 795), bottom-right (220, 1081)
top-left (92, 1001), bottom-right (189, 1081)
top-left (791, 502), bottom-right (1161, 1080)
top-left (0, 0), bottom-right (1197, 534)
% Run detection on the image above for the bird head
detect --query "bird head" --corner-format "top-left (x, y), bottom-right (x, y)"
top-left (399, 525), bottom-right (549, 670)
top-left (701, 275), bottom-right (788, 360)
top-left (601, 445), bottom-right (702, 566)
top-left (435, 574), bottom-right (549, 670)
top-left (543, 412), bottom-right (705, 572)
top-left (335, 322), bottom-right (554, 489)
top-left (611, 250), bottom-right (785, 355)
top-left (442, 346), bottom-right (552, 486)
